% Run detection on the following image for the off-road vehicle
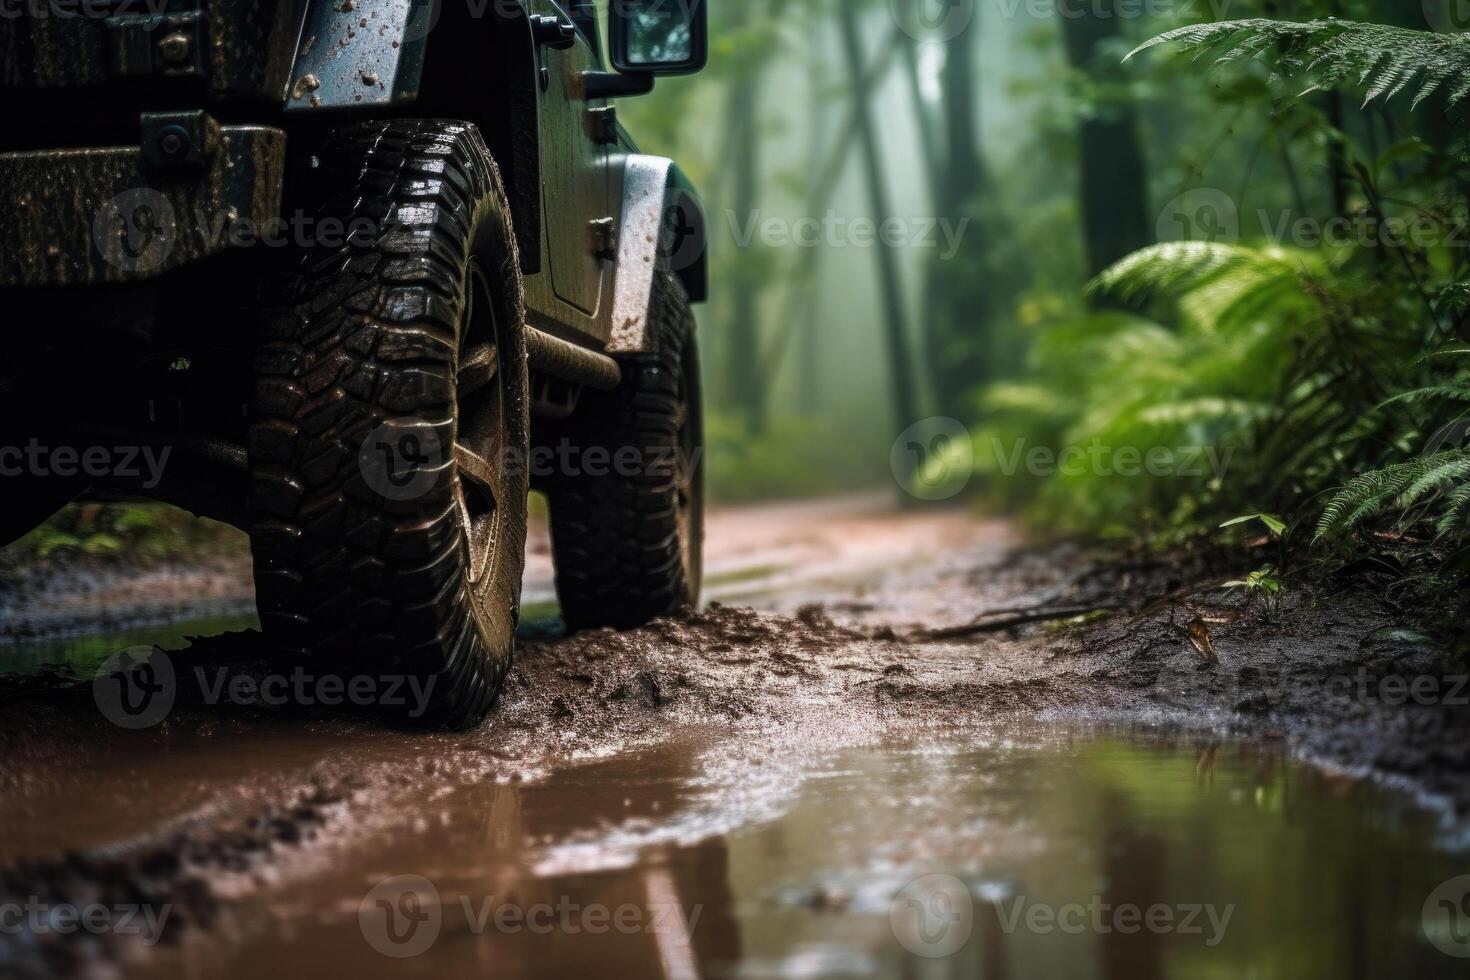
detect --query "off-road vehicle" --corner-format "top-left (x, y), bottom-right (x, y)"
top-left (0, 0), bottom-right (710, 726)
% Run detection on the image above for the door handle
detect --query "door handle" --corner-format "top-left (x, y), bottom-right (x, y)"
top-left (531, 14), bottom-right (578, 50)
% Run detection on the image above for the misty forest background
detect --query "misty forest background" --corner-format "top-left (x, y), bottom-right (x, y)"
top-left (620, 0), bottom-right (1470, 563)
top-left (18, 0), bottom-right (1470, 600)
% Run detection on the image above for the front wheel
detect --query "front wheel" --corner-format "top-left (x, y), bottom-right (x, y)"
top-left (540, 269), bottom-right (704, 630)
top-left (249, 119), bottom-right (529, 728)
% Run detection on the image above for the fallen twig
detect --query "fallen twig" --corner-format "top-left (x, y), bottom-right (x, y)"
top-left (911, 604), bottom-right (1117, 641)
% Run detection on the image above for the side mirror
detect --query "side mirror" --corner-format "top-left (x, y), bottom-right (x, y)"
top-left (609, 0), bottom-right (708, 77)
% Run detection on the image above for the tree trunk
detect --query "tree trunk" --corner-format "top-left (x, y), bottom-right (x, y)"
top-left (1059, 1), bottom-right (1152, 277)
top-left (918, 20), bottom-right (1019, 420)
top-left (724, 5), bottom-right (766, 433)
top-left (836, 4), bottom-right (919, 477)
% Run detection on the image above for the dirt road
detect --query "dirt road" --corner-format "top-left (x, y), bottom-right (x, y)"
top-left (2, 496), bottom-right (1468, 977)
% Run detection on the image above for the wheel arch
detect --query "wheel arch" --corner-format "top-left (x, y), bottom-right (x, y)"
top-left (285, 0), bottom-right (545, 276)
top-left (607, 154), bottom-right (708, 355)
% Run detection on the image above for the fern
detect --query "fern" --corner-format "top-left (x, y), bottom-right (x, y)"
top-left (1129, 19), bottom-right (1470, 108)
top-left (1436, 482), bottom-right (1470, 538)
top-left (1090, 242), bottom-right (1324, 334)
top-left (1317, 449), bottom-right (1470, 540)
top-left (1092, 242), bottom-right (1312, 303)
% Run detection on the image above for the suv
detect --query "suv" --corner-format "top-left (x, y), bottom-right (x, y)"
top-left (0, 0), bottom-right (710, 726)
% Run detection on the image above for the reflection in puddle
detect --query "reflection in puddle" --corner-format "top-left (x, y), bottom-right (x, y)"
top-left (152, 728), bottom-right (1467, 979)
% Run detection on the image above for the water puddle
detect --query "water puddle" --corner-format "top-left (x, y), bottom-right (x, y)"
top-left (144, 727), bottom-right (1468, 979)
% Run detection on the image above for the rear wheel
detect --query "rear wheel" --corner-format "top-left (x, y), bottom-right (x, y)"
top-left (249, 119), bottom-right (529, 728)
top-left (541, 269), bottom-right (704, 630)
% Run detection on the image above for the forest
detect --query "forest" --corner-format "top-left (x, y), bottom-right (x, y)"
top-left (4, 3), bottom-right (1470, 975)
top-left (607, 0), bottom-right (1470, 603)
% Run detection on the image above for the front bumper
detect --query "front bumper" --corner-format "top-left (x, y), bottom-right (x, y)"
top-left (0, 124), bottom-right (286, 288)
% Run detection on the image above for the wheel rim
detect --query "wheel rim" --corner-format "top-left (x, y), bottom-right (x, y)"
top-left (454, 258), bottom-right (508, 605)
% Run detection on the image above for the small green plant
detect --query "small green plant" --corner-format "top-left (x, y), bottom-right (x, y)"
top-left (1220, 513), bottom-right (1287, 537)
top-left (1224, 565), bottom-right (1285, 618)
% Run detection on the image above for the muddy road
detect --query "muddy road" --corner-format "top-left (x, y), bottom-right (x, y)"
top-left (2, 496), bottom-right (1469, 978)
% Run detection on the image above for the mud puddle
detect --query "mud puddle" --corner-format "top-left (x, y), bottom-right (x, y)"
top-left (116, 725), bottom-right (1468, 979)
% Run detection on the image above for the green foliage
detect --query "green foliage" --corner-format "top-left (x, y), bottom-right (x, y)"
top-left (1130, 19), bottom-right (1470, 108)
top-left (1221, 513), bottom-right (1287, 536)
top-left (1317, 448), bottom-right (1470, 539)
top-left (704, 412), bottom-right (888, 502)
top-left (1, 503), bottom-right (246, 572)
top-left (977, 6), bottom-right (1470, 563)
top-left (975, 235), bottom-right (1394, 541)
top-left (1224, 564), bottom-right (1285, 616)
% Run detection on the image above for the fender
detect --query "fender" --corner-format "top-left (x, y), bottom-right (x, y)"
top-left (283, 0), bottom-right (544, 276)
top-left (283, 0), bottom-right (433, 112)
top-left (608, 154), bottom-right (708, 354)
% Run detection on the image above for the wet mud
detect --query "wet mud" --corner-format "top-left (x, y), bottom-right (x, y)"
top-left (1, 496), bottom-right (1467, 975)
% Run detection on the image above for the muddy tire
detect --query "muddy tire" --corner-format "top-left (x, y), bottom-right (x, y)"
top-left (542, 270), bottom-right (704, 630)
top-left (249, 119), bottom-right (529, 728)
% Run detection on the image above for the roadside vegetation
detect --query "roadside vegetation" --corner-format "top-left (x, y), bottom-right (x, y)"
top-left (0, 502), bottom-right (245, 577)
top-left (981, 12), bottom-right (1470, 556)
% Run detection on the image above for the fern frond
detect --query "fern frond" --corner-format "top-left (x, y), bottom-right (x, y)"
top-left (1137, 397), bottom-right (1261, 427)
top-left (1130, 19), bottom-right (1470, 107)
top-left (1379, 377), bottom-right (1470, 407)
top-left (1316, 449), bottom-right (1470, 539)
top-left (1090, 242), bottom-right (1314, 318)
top-left (1435, 482), bottom-right (1470, 538)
